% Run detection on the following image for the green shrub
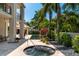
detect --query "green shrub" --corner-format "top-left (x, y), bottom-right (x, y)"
top-left (72, 35), bottom-right (79, 53)
top-left (61, 23), bottom-right (72, 32)
top-left (59, 32), bottom-right (72, 47)
top-left (58, 32), bottom-right (64, 44)
top-left (29, 30), bottom-right (39, 34)
top-left (47, 30), bottom-right (56, 41)
top-left (41, 37), bottom-right (49, 44)
top-left (62, 33), bottom-right (72, 47)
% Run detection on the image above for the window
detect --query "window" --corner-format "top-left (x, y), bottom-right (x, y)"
top-left (5, 4), bottom-right (11, 14)
top-left (0, 4), bottom-right (4, 11)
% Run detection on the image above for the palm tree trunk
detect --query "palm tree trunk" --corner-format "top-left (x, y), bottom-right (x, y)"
top-left (56, 3), bottom-right (61, 42)
top-left (49, 10), bottom-right (52, 40)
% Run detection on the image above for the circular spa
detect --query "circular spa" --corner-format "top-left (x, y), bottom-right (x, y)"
top-left (24, 45), bottom-right (56, 56)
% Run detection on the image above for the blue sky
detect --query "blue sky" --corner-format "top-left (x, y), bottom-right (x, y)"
top-left (24, 3), bottom-right (42, 22)
top-left (24, 3), bottom-right (64, 22)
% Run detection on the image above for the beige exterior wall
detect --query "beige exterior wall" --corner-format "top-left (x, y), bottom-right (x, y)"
top-left (0, 18), bottom-right (9, 37)
top-left (0, 19), bottom-right (5, 36)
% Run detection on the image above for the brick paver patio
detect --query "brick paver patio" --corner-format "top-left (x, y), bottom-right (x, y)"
top-left (7, 39), bottom-right (65, 56)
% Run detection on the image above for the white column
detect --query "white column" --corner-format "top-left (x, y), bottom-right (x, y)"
top-left (5, 19), bottom-right (9, 37)
top-left (3, 17), bottom-right (6, 37)
top-left (8, 4), bottom-right (16, 42)
top-left (20, 6), bottom-right (24, 39)
top-left (20, 20), bottom-right (24, 38)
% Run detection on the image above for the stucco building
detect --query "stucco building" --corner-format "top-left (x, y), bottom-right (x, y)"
top-left (0, 3), bottom-right (25, 42)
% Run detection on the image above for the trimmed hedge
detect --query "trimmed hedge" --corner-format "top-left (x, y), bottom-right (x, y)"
top-left (72, 35), bottom-right (79, 53)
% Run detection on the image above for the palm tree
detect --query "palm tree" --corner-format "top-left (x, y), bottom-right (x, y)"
top-left (31, 10), bottom-right (44, 29)
top-left (56, 3), bottom-right (61, 41)
top-left (40, 3), bottom-right (62, 41)
top-left (41, 3), bottom-right (55, 39)
top-left (54, 3), bottom-right (79, 42)
top-left (62, 3), bottom-right (79, 32)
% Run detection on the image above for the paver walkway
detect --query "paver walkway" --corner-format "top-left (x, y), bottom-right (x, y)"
top-left (0, 39), bottom-right (26, 56)
top-left (7, 40), bottom-right (65, 56)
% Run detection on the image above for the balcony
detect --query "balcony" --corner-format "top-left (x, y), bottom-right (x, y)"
top-left (0, 10), bottom-right (12, 18)
top-left (0, 4), bottom-right (12, 18)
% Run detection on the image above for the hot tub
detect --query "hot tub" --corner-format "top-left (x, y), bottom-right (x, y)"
top-left (24, 45), bottom-right (56, 56)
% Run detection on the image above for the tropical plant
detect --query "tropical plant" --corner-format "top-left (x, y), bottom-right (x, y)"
top-left (59, 11), bottom-right (79, 32)
top-left (40, 3), bottom-right (62, 40)
top-left (47, 30), bottom-right (56, 41)
top-left (58, 32), bottom-right (64, 44)
top-left (53, 3), bottom-right (61, 41)
top-left (38, 19), bottom-right (49, 29)
top-left (30, 10), bottom-right (45, 29)
top-left (61, 23), bottom-right (72, 32)
top-left (40, 28), bottom-right (48, 35)
top-left (62, 33), bottom-right (72, 47)
top-left (72, 35), bottom-right (79, 53)
top-left (41, 3), bottom-right (55, 39)
top-left (50, 19), bottom-right (56, 30)
top-left (41, 36), bottom-right (49, 44)
top-left (59, 32), bottom-right (72, 47)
